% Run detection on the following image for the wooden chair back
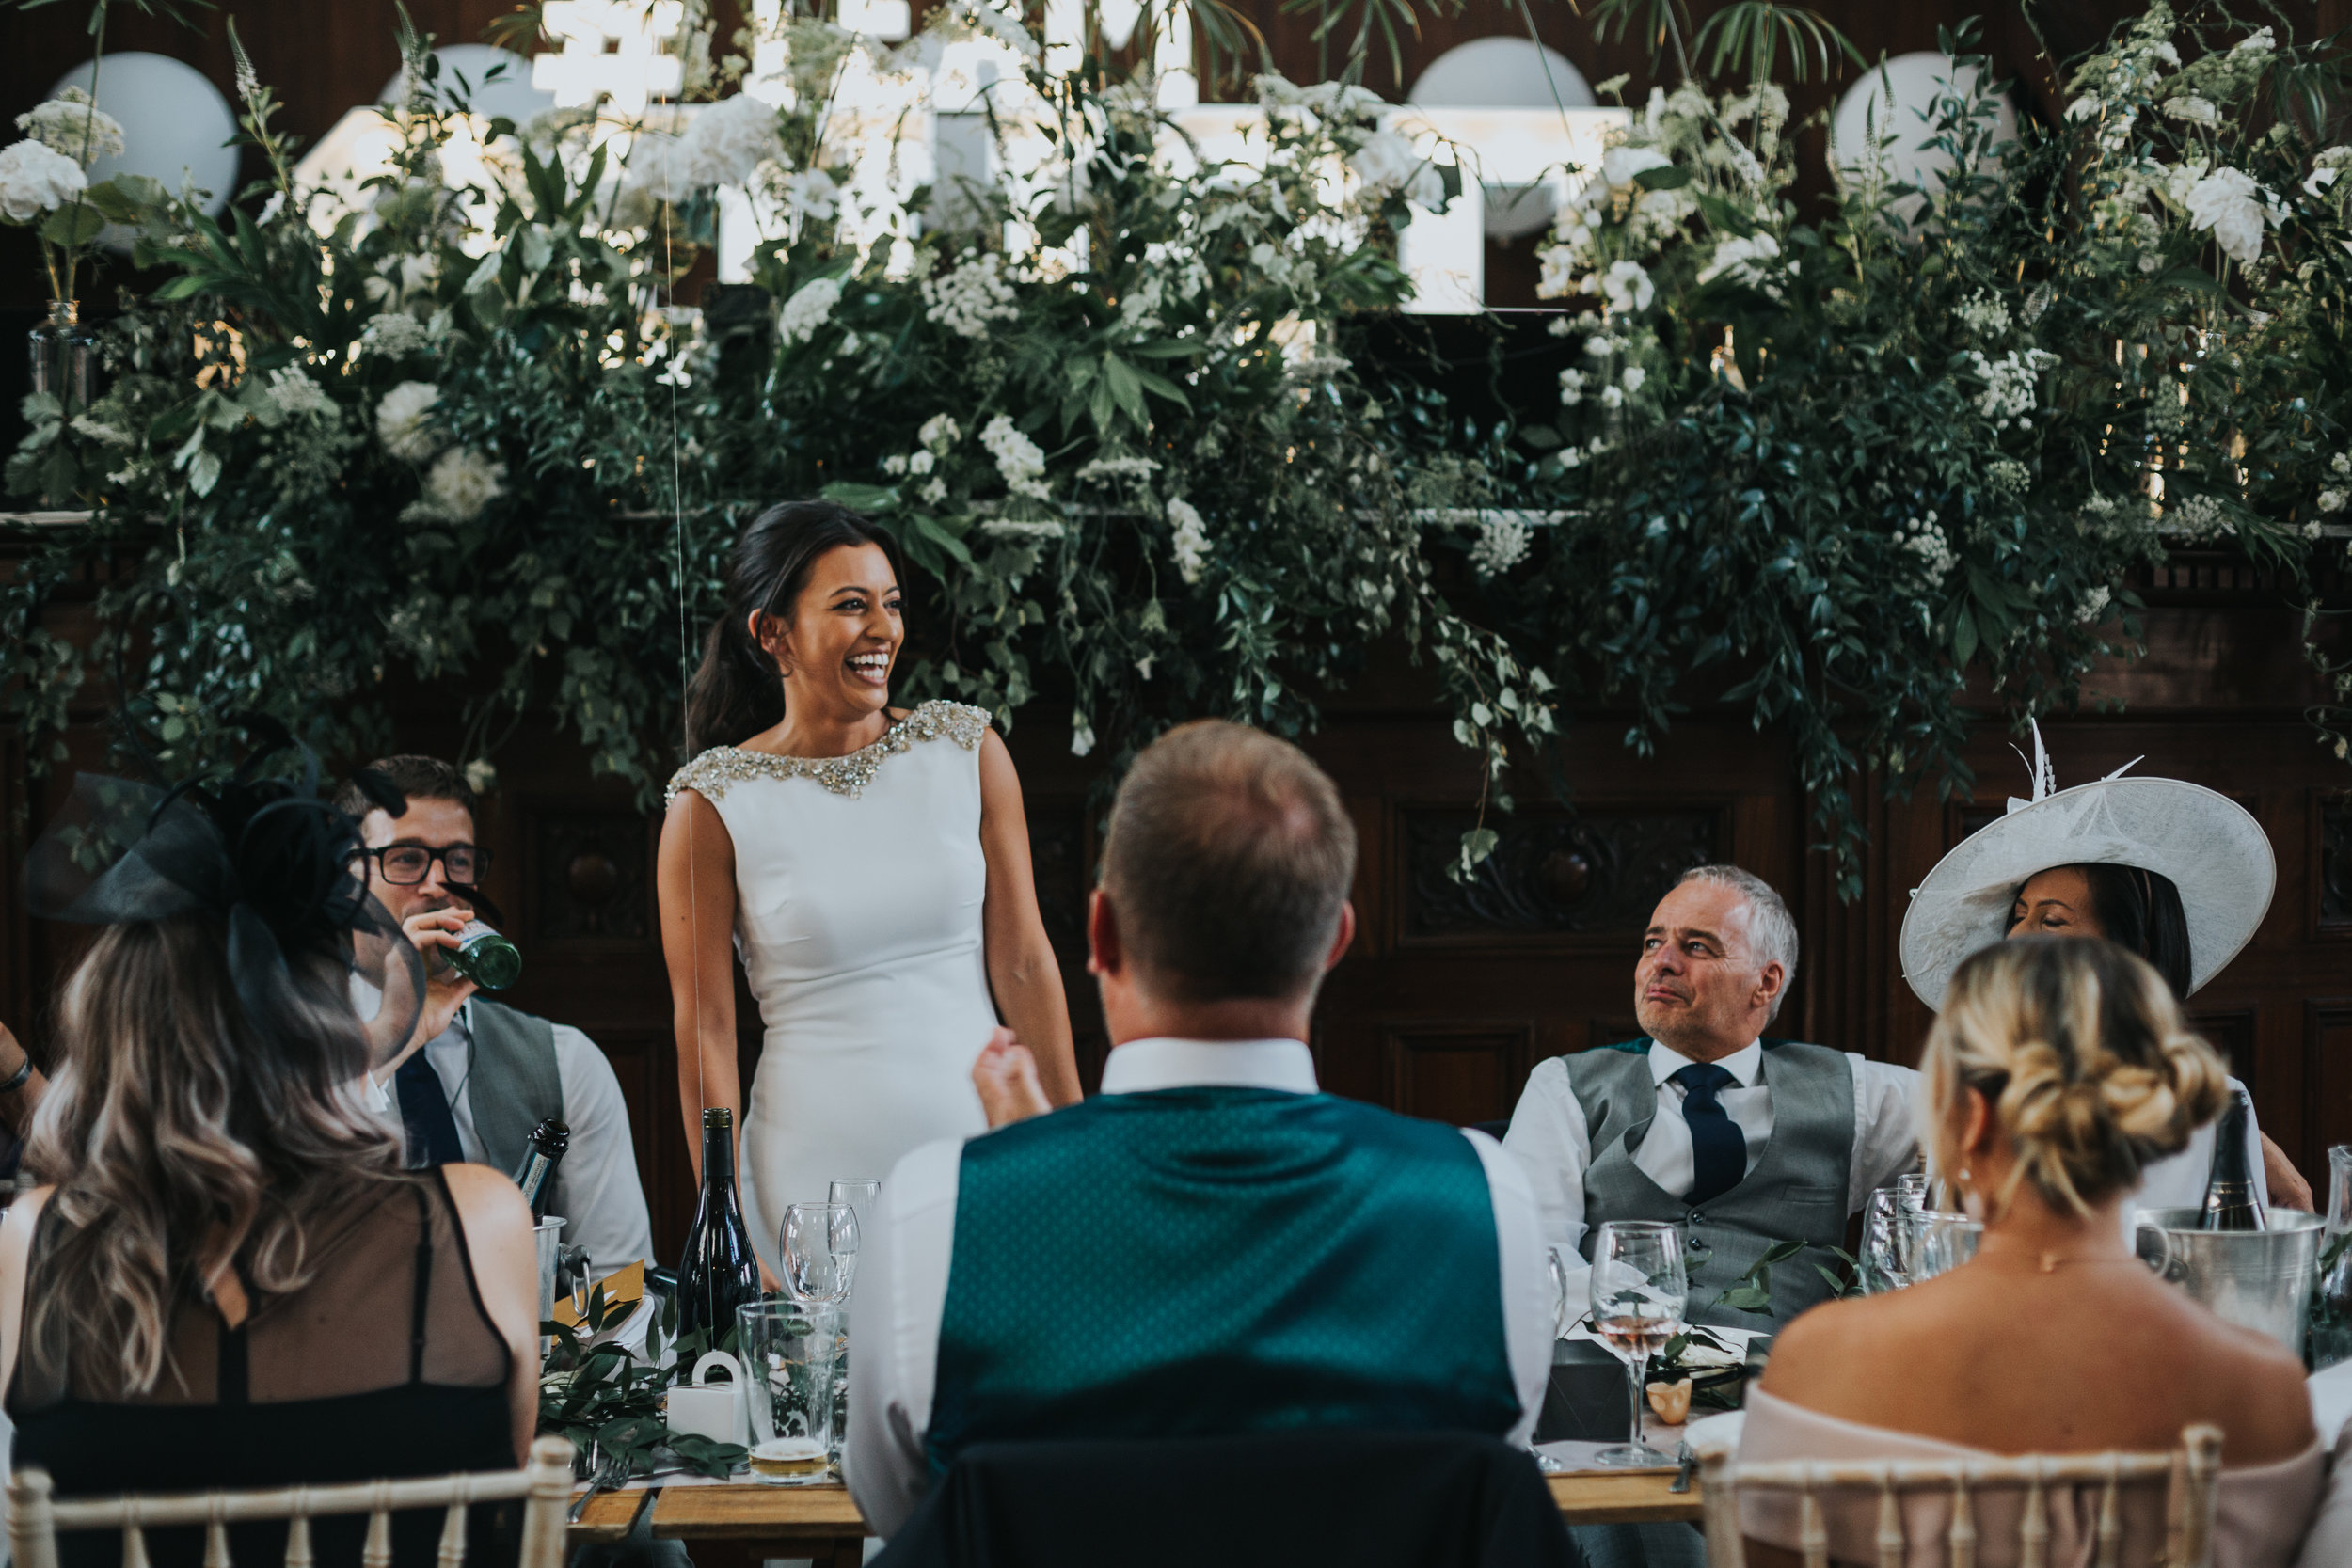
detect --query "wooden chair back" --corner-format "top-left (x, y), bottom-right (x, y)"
top-left (1694, 1423), bottom-right (2223, 1568)
top-left (7, 1436), bottom-right (574, 1568)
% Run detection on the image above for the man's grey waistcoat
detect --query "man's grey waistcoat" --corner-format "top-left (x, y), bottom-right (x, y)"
top-left (1565, 1037), bottom-right (1852, 1332)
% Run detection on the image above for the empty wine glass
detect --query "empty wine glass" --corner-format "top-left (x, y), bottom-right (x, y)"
top-left (1588, 1221), bottom-right (1686, 1467)
top-left (1861, 1188), bottom-right (1913, 1293)
top-left (1915, 1211), bottom-right (1984, 1277)
top-left (828, 1178), bottom-right (881, 1234)
top-left (780, 1201), bottom-right (860, 1307)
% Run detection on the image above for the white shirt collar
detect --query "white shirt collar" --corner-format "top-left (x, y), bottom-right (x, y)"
top-left (1648, 1037), bottom-right (1765, 1089)
top-left (1098, 1037), bottom-right (1320, 1096)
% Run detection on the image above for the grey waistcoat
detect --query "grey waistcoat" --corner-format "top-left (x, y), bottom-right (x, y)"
top-left (465, 999), bottom-right (564, 1180)
top-left (1566, 1038), bottom-right (1853, 1332)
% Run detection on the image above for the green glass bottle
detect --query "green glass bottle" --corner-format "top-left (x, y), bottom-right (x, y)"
top-left (444, 918), bottom-right (522, 990)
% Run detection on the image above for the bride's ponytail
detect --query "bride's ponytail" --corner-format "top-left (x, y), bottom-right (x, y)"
top-left (682, 500), bottom-right (905, 756)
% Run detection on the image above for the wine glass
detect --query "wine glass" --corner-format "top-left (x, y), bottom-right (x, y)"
top-left (1915, 1211), bottom-right (1984, 1278)
top-left (828, 1178), bottom-right (881, 1235)
top-left (780, 1201), bottom-right (860, 1307)
top-left (1588, 1221), bottom-right (1686, 1467)
top-left (1861, 1188), bottom-right (1912, 1293)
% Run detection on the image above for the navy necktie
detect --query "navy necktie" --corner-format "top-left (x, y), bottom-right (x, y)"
top-left (394, 1053), bottom-right (464, 1168)
top-left (1672, 1062), bottom-right (1744, 1206)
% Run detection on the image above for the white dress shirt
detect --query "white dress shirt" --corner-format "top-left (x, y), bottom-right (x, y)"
top-left (367, 1001), bottom-right (655, 1279)
top-left (843, 1037), bottom-right (1556, 1540)
top-left (1502, 1038), bottom-right (1922, 1307)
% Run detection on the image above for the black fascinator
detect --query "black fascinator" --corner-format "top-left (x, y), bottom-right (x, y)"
top-left (23, 720), bottom-right (427, 1071)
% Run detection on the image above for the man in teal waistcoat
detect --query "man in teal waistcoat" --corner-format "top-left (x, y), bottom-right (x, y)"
top-left (1502, 866), bottom-right (1920, 1334)
top-left (339, 756), bottom-right (654, 1279)
top-left (844, 721), bottom-right (1553, 1538)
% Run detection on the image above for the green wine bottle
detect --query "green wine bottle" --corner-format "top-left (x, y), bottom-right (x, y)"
top-left (444, 919), bottom-right (522, 990)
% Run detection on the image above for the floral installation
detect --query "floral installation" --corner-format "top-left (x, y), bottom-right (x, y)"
top-left (4, 2), bottom-right (2348, 889)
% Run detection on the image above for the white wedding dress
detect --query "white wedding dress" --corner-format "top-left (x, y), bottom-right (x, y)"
top-left (667, 700), bottom-right (996, 1275)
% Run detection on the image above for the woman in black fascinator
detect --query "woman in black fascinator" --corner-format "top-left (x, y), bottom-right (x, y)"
top-left (1, 724), bottom-right (541, 1568)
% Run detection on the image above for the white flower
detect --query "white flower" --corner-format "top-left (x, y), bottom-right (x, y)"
top-left (1601, 145), bottom-right (1673, 188)
top-left (2320, 488), bottom-right (2348, 514)
top-left (1988, 458), bottom-right (2030, 499)
top-left (882, 452), bottom-right (909, 476)
top-left (1601, 260), bottom-right (1654, 316)
top-left (1349, 130), bottom-right (1445, 210)
top-left (1468, 513), bottom-right (1532, 578)
top-left (1956, 290), bottom-right (2012, 339)
top-left (266, 367), bottom-right (334, 419)
top-left (1599, 385), bottom-right (1626, 409)
top-left (2184, 167), bottom-right (2272, 265)
top-left (2306, 166), bottom-right (2340, 199)
top-left (919, 476), bottom-right (947, 505)
top-left (923, 252), bottom-right (1021, 339)
top-left (463, 758), bottom-right (498, 795)
top-left (0, 138), bottom-right (87, 221)
top-left (978, 517), bottom-right (1065, 539)
top-left (2333, 451), bottom-right (2351, 476)
top-left (2164, 492), bottom-right (2233, 540)
top-left (1965, 348), bottom-right (2059, 424)
top-left (361, 311), bottom-right (435, 358)
top-left (374, 381), bottom-right (443, 461)
top-left (1695, 232), bottom-right (1784, 294)
top-left (2162, 95), bottom-right (2219, 125)
top-left (2234, 27), bottom-right (2275, 56)
top-left (2075, 585), bottom-right (2111, 625)
top-left (919, 413), bottom-right (962, 452)
top-left (1069, 721), bottom-right (1095, 758)
top-left (907, 450), bottom-right (935, 476)
top-left (980, 413), bottom-right (1050, 500)
top-left (1167, 497), bottom-right (1211, 584)
top-left (633, 95), bottom-right (784, 202)
top-left (1558, 367), bottom-right (1586, 406)
top-left (423, 446), bottom-right (506, 521)
top-left (781, 167), bottom-right (837, 221)
top-left (1076, 454), bottom-right (1159, 484)
top-left (1620, 364), bottom-right (1645, 395)
top-left (780, 277), bottom-right (844, 345)
top-left (2065, 95), bottom-right (2100, 122)
top-left (1899, 511), bottom-right (1958, 583)
top-left (17, 88), bottom-right (123, 167)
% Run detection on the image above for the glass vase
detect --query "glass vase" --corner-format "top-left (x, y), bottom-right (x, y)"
top-left (28, 299), bottom-right (98, 415)
top-left (2309, 1145), bottom-right (2352, 1370)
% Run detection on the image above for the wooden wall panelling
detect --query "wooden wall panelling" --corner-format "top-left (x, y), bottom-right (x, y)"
top-left (1381, 1021), bottom-right (1535, 1127)
top-left (2305, 1004), bottom-right (2352, 1178)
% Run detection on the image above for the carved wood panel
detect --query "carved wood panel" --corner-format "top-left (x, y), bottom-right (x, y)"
top-left (2321, 795), bottom-right (2352, 935)
top-left (2306, 1005), bottom-right (2352, 1177)
top-left (1381, 1023), bottom-right (1535, 1128)
top-left (1399, 806), bottom-right (1721, 947)
top-left (526, 806), bottom-right (653, 945)
top-left (2187, 1006), bottom-right (2258, 1100)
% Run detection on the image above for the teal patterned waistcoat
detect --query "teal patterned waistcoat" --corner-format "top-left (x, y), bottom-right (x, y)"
top-left (926, 1086), bottom-right (1520, 1477)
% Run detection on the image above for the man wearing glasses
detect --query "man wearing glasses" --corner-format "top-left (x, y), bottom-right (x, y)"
top-left (337, 755), bottom-right (653, 1281)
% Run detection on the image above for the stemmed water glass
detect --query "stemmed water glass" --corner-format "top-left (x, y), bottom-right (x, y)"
top-left (780, 1201), bottom-right (860, 1308)
top-left (1588, 1221), bottom-right (1686, 1467)
top-left (828, 1178), bottom-right (881, 1236)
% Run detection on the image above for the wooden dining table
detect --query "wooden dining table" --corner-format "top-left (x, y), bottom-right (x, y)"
top-left (569, 1467), bottom-right (1700, 1563)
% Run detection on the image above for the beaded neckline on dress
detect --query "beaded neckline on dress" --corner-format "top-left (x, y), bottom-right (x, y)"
top-left (665, 699), bottom-right (989, 805)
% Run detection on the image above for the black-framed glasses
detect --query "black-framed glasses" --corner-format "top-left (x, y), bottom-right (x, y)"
top-left (358, 844), bottom-right (492, 886)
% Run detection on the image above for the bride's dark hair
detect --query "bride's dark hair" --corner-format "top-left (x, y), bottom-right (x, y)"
top-left (684, 500), bottom-right (906, 755)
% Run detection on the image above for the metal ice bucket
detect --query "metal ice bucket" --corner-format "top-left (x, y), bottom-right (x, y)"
top-left (2134, 1208), bottom-right (2323, 1358)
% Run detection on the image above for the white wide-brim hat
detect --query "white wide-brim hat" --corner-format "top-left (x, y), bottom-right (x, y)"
top-left (1899, 758), bottom-right (2274, 1012)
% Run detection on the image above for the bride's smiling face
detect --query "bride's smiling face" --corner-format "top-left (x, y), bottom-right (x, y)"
top-left (752, 542), bottom-right (904, 721)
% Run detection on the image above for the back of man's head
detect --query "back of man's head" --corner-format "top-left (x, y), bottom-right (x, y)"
top-left (1100, 721), bottom-right (1356, 1004)
top-left (330, 754), bottom-right (475, 824)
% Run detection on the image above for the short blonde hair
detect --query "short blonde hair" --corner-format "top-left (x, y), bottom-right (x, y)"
top-left (1924, 937), bottom-right (2228, 1218)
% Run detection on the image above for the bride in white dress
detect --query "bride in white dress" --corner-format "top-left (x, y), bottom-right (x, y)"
top-left (658, 501), bottom-right (1078, 1275)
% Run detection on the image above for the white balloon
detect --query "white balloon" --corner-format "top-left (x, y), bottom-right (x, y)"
top-left (1830, 52), bottom-right (2016, 222)
top-left (49, 52), bottom-right (240, 230)
top-left (1407, 37), bottom-right (1594, 110)
top-left (381, 45), bottom-right (553, 127)
top-left (1408, 38), bottom-right (1595, 241)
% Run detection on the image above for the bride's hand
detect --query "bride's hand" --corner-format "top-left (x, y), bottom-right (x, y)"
top-left (973, 1028), bottom-right (1052, 1129)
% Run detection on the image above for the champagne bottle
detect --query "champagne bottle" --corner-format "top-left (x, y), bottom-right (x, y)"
top-left (2201, 1086), bottom-right (2266, 1231)
top-left (511, 1117), bottom-right (569, 1221)
top-left (442, 919), bottom-right (522, 990)
top-left (675, 1107), bottom-right (761, 1345)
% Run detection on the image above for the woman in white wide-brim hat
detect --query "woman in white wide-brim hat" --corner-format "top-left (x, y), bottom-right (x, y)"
top-left (1899, 732), bottom-right (2312, 1212)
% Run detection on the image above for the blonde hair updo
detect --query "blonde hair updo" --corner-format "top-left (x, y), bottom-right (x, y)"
top-left (1924, 936), bottom-right (2228, 1219)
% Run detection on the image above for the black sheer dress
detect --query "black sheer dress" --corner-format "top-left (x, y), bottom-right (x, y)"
top-left (10, 1167), bottom-right (520, 1568)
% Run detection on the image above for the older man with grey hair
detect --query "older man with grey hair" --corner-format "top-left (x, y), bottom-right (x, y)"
top-left (1502, 864), bottom-right (1919, 1333)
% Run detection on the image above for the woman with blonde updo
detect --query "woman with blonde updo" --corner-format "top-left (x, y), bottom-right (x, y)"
top-left (1736, 939), bottom-right (2324, 1568)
